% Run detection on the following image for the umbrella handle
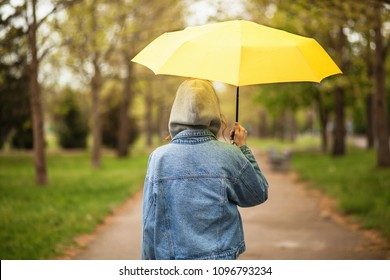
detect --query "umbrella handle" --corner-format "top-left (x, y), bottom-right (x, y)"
top-left (231, 87), bottom-right (239, 144)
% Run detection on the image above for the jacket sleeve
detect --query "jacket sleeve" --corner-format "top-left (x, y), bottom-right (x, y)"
top-left (229, 145), bottom-right (269, 207)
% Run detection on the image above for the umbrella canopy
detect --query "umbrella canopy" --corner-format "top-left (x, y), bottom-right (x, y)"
top-left (132, 20), bottom-right (341, 87)
top-left (132, 20), bottom-right (342, 123)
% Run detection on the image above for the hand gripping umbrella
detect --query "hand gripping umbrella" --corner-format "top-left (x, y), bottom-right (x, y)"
top-left (132, 20), bottom-right (342, 123)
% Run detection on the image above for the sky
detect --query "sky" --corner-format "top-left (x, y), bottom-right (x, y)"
top-left (184, 0), bottom-right (248, 26)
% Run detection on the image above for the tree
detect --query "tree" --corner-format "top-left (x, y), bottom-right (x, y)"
top-left (114, 0), bottom-right (185, 157)
top-left (331, 25), bottom-right (349, 156)
top-left (100, 85), bottom-right (139, 150)
top-left (313, 85), bottom-right (332, 153)
top-left (1, 0), bottom-right (77, 184)
top-left (27, 0), bottom-right (49, 184)
top-left (372, 3), bottom-right (390, 166)
top-left (58, 0), bottom-right (123, 167)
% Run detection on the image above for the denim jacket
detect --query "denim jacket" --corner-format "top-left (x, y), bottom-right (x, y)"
top-left (141, 129), bottom-right (269, 260)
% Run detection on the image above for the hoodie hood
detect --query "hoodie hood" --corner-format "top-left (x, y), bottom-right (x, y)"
top-left (169, 78), bottom-right (221, 138)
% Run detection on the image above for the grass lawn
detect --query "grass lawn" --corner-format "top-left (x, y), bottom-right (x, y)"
top-left (0, 151), bottom-right (149, 259)
top-left (291, 148), bottom-right (390, 241)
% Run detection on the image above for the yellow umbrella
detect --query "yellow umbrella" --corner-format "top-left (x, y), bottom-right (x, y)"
top-left (132, 20), bottom-right (341, 121)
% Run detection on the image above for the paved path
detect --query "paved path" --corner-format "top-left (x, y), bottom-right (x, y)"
top-left (67, 150), bottom-right (390, 260)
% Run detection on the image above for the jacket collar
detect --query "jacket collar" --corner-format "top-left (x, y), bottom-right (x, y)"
top-left (171, 129), bottom-right (217, 144)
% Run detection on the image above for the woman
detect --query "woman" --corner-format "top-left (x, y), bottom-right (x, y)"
top-left (141, 78), bottom-right (269, 260)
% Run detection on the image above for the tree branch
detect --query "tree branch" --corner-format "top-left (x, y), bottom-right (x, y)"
top-left (38, 45), bottom-right (54, 61)
top-left (36, 6), bottom-right (57, 28)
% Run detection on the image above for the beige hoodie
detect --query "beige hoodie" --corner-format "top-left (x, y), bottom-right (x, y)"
top-left (169, 79), bottom-right (222, 138)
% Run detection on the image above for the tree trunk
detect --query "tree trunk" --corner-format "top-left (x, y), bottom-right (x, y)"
top-left (145, 83), bottom-right (154, 147)
top-left (373, 8), bottom-right (390, 166)
top-left (273, 116), bottom-right (284, 141)
top-left (156, 82), bottom-right (168, 139)
top-left (29, 0), bottom-right (48, 185)
top-left (366, 93), bottom-right (374, 149)
top-left (91, 62), bottom-right (102, 168)
top-left (90, 2), bottom-right (102, 168)
top-left (363, 26), bottom-right (375, 150)
top-left (285, 110), bottom-right (296, 142)
top-left (316, 91), bottom-right (329, 153)
top-left (332, 85), bottom-right (346, 156)
top-left (332, 26), bottom-right (346, 157)
top-left (321, 110), bottom-right (329, 153)
top-left (259, 110), bottom-right (269, 138)
top-left (117, 54), bottom-right (133, 157)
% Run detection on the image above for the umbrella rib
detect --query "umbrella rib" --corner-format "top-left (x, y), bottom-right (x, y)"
top-left (295, 40), bottom-right (323, 83)
top-left (237, 21), bottom-right (244, 86)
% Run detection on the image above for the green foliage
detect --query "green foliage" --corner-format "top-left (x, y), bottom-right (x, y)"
top-left (0, 152), bottom-right (149, 259)
top-left (253, 83), bottom-right (317, 138)
top-left (255, 82), bottom-right (316, 116)
top-left (51, 88), bottom-right (89, 149)
top-left (292, 149), bottom-right (390, 240)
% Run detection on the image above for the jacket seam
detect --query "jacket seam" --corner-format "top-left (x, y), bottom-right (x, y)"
top-left (185, 241), bottom-right (246, 260)
top-left (151, 175), bottom-right (236, 183)
top-left (235, 162), bottom-right (261, 204)
top-left (162, 186), bottom-right (175, 259)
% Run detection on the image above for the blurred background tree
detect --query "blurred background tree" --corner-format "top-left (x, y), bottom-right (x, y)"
top-left (0, 0), bottom-right (77, 185)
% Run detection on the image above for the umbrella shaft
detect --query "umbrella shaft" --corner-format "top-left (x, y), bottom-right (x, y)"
top-left (231, 86), bottom-right (240, 145)
top-left (235, 87), bottom-right (239, 122)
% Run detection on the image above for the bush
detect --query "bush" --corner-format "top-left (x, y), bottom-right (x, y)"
top-left (10, 119), bottom-right (33, 149)
top-left (51, 88), bottom-right (89, 149)
top-left (0, 66), bottom-right (33, 149)
top-left (101, 91), bottom-right (139, 150)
